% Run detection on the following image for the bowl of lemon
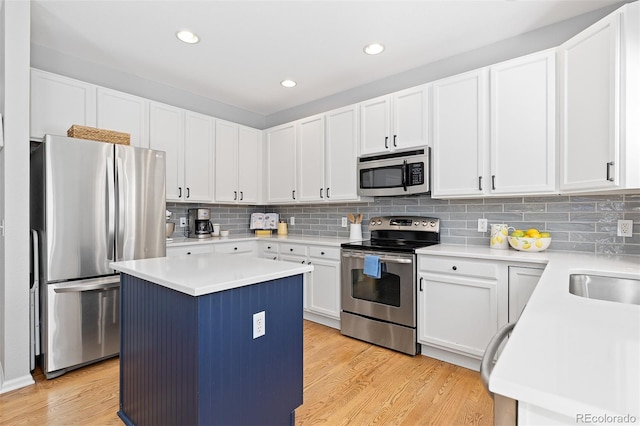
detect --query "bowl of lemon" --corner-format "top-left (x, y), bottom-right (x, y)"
top-left (508, 228), bottom-right (551, 252)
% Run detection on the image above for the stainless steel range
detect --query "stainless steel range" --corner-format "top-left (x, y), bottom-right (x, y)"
top-left (340, 216), bottom-right (440, 355)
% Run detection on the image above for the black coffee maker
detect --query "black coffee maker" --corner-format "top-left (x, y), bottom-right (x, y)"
top-left (187, 208), bottom-right (213, 239)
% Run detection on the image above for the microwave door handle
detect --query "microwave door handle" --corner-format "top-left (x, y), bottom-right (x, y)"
top-left (402, 160), bottom-right (408, 192)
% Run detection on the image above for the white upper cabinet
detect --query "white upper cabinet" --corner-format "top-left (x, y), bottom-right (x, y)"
top-left (297, 115), bottom-right (326, 202)
top-left (490, 49), bottom-right (557, 195)
top-left (97, 87), bottom-right (149, 148)
top-left (215, 120), bottom-right (260, 204)
top-left (183, 111), bottom-right (214, 202)
top-left (149, 103), bottom-right (214, 202)
top-left (360, 85), bottom-right (428, 155)
top-left (325, 104), bottom-right (359, 201)
top-left (266, 123), bottom-right (297, 203)
top-left (432, 69), bottom-right (488, 198)
top-left (559, 2), bottom-right (639, 193)
top-left (432, 49), bottom-right (557, 198)
top-left (149, 102), bottom-right (184, 201)
top-left (30, 69), bottom-right (96, 139)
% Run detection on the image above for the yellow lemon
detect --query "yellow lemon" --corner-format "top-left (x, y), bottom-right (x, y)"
top-left (526, 228), bottom-right (540, 237)
top-left (510, 230), bottom-right (525, 237)
top-left (535, 240), bottom-right (543, 248)
top-left (529, 232), bottom-right (541, 239)
top-left (540, 232), bottom-right (551, 238)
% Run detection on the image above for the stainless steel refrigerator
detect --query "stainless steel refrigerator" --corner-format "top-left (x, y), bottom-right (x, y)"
top-left (30, 134), bottom-right (166, 378)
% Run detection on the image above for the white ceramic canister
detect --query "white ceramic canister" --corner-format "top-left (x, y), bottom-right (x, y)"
top-left (349, 223), bottom-right (362, 241)
top-left (490, 224), bottom-right (514, 249)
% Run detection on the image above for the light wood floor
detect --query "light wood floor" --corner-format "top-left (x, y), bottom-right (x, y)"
top-left (0, 321), bottom-right (493, 425)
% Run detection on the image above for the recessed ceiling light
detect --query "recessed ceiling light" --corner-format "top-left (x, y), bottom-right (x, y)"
top-left (176, 30), bottom-right (199, 44)
top-left (281, 80), bottom-right (297, 88)
top-left (363, 43), bottom-right (385, 55)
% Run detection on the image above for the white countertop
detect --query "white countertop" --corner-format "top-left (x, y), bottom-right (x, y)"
top-left (417, 244), bottom-right (640, 419)
top-left (167, 234), bottom-right (355, 248)
top-left (110, 253), bottom-right (313, 296)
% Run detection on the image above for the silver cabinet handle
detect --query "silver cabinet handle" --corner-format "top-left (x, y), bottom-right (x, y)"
top-left (480, 322), bottom-right (516, 396)
top-left (326, 187), bottom-right (330, 198)
top-left (234, 191), bottom-right (237, 200)
top-left (240, 191), bottom-right (243, 201)
top-left (116, 158), bottom-right (125, 261)
top-left (419, 276), bottom-right (424, 291)
top-left (606, 162), bottom-right (615, 181)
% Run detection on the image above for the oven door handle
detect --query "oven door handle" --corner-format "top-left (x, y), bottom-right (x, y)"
top-left (341, 253), bottom-right (413, 264)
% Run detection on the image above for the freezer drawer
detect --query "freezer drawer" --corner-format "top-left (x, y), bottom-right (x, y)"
top-left (43, 277), bottom-right (120, 378)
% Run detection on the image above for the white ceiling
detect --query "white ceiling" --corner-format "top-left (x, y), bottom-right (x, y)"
top-left (31, 0), bottom-right (623, 116)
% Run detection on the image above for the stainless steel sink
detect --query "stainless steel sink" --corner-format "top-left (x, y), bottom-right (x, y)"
top-left (569, 274), bottom-right (640, 306)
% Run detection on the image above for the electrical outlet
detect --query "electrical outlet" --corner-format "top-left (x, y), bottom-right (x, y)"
top-left (179, 217), bottom-right (187, 227)
top-left (617, 220), bottom-right (633, 237)
top-left (289, 217), bottom-right (295, 226)
top-left (341, 217), bottom-right (348, 228)
top-left (253, 311), bottom-right (265, 339)
top-left (478, 218), bottom-right (488, 233)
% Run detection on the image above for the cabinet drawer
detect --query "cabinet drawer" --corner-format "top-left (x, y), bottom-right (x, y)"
top-left (419, 256), bottom-right (499, 280)
top-left (309, 246), bottom-right (340, 260)
top-left (166, 245), bottom-right (212, 257)
top-left (215, 241), bottom-right (255, 254)
top-left (280, 244), bottom-right (308, 257)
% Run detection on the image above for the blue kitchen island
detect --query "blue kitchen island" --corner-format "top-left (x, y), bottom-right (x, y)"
top-left (110, 253), bottom-right (313, 426)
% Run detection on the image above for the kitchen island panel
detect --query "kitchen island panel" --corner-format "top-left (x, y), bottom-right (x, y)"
top-left (118, 272), bottom-right (303, 426)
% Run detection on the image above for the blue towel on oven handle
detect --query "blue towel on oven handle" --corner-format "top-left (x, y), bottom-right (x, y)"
top-left (363, 255), bottom-right (381, 278)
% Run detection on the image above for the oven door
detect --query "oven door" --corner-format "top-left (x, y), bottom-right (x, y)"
top-left (341, 249), bottom-right (416, 327)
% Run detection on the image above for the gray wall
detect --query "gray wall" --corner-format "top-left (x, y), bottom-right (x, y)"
top-left (168, 193), bottom-right (640, 256)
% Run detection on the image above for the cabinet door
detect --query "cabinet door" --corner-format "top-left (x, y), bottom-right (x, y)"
top-left (97, 87), bottom-right (148, 148)
top-left (490, 50), bottom-right (556, 195)
top-left (149, 102), bottom-right (184, 201)
top-left (432, 69), bottom-right (488, 198)
top-left (30, 69), bottom-right (96, 139)
top-left (560, 12), bottom-right (620, 191)
top-left (418, 274), bottom-right (498, 358)
top-left (184, 111), bottom-right (214, 202)
top-left (266, 124), bottom-right (297, 203)
top-left (214, 120), bottom-right (239, 203)
top-left (360, 95), bottom-right (391, 155)
top-left (280, 254), bottom-right (310, 311)
top-left (237, 126), bottom-right (260, 204)
top-left (307, 247), bottom-right (341, 319)
top-left (508, 266), bottom-right (543, 323)
top-left (392, 85), bottom-right (428, 150)
top-left (325, 105), bottom-right (359, 201)
top-left (307, 258), bottom-right (341, 319)
top-left (297, 115), bottom-right (325, 202)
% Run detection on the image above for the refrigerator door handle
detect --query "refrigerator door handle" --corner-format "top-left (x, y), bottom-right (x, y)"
top-left (116, 157), bottom-right (125, 261)
top-left (106, 158), bottom-right (116, 261)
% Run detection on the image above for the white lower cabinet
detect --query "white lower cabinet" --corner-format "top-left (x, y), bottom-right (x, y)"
top-left (307, 247), bottom-right (341, 321)
top-left (508, 266), bottom-right (544, 322)
top-left (417, 255), bottom-right (508, 371)
top-left (257, 241), bottom-right (341, 329)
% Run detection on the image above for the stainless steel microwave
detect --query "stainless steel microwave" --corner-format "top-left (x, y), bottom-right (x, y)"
top-left (357, 147), bottom-right (430, 197)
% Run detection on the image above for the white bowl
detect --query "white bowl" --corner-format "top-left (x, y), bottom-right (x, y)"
top-left (508, 236), bottom-right (551, 252)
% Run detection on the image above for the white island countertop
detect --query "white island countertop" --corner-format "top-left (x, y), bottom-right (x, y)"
top-left (110, 253), bottom-right (313, 296)
top-left (416, 244), bottom-right (640, 420)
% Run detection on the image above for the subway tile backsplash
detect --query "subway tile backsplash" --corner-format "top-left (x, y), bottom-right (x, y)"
top-left (167, 193), bottom-right (640, 256)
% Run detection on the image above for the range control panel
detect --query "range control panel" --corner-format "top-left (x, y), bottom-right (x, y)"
top-left (368, 216), bottom-right (440, 233)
